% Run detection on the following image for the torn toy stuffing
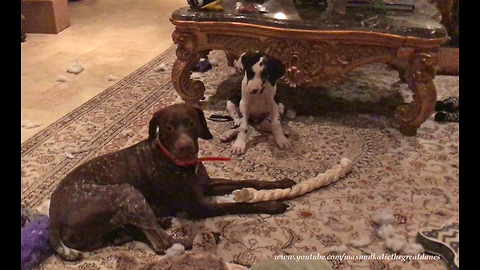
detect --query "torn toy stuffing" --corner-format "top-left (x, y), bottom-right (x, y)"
top-left (164, 243), bottom-right (185, 258)
top-left (349, 236), bottom-right (371, 248)
top-left (66, 61), bottom-right (84, 74)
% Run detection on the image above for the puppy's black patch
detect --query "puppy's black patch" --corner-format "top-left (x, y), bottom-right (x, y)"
top-left (240, 51), bottom-right (285, 87)
top-left (228, 89), bottom-right (242, 106)
top-left (265, 57), bottom-right (285, 86)
top-left (240, 52), bottom-right (263, 72)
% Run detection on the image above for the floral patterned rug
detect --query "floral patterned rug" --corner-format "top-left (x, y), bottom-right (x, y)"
top-left (21, 46), bottom-right (459, 270)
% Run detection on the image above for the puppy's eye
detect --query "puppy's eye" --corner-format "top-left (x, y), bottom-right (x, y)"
top-left (187, 120), bottom-right (195, 128)
top-left (165, 125), bottom-right (174, 132)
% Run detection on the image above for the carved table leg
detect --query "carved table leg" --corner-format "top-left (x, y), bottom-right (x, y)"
top-left (171, 55), bottom-right (206, 105)
top-left (171, 30), bottom-right (209, 105)
top-left (394, 51), bottom-right (438, 136)
top-left (225, 51), bottom-right (238, 67)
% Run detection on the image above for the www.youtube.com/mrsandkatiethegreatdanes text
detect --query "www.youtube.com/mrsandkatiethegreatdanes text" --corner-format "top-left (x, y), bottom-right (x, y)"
top-left (274, 253), bottom-right (441, 262)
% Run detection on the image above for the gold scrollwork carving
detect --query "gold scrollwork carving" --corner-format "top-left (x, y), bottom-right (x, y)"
top-left (261, 38), bottom-right (397, 87)
top-left (172, 31), bottom-right (197, 61)
top-left (394, 50), bottom-right (438, 135)
top-left (171, 54), bottom-right (206, 104)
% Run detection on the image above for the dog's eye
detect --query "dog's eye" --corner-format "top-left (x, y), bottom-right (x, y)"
top-left (165, 125), bottom-right (174, 132)
top-left (187, 120), bottom-right (195, 128)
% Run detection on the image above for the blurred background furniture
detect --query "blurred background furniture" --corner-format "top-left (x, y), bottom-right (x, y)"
top-left (21, 0), bottom-right (70, 34)
top-left (21, 14), bottom-right (26, 42)
top-left (170, 0), bottom-right (449, 136)
top-left (429, 0), bottom-right (458, 75)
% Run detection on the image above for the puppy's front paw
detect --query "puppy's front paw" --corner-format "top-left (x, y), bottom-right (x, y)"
top-left (231, 139), bottom-right (246, 155)
top-left (275, 135), bottom-right (291, 150)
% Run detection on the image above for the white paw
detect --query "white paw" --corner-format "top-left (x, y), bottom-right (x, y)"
top-left (231, 139), bottom-right (246, 155)
top-left (275, 135), bottom-right (291, 150)
top-left (57, 242), bottom-right (82, 261)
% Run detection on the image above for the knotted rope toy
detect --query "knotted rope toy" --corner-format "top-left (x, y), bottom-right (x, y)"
top-left (232, 158), bottom-right (353, 203)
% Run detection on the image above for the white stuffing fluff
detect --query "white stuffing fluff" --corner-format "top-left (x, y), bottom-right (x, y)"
top-left (56, 75), bottom-right (71, 82)
top-left (21, 120), bottom-right (42, 129)
top-left (384, 234), bottom-right (407, 252)
top-left (372, 209), bottom-right (395, 225)
top-left (321, 214), bottom-right (330, 225)
top-left (174, 96), bottom-right (184, 104)
top-left (106, 75), bottom-right (118, 81)
top-left (326, 244), bottom-right (349, 254)
top-left (402, 242), bottom-right (425, 255)
top-left (349, 236), bottom-right (371, 248)
top-left (190, 72), bottom-right (203, 80)
top-left (286, 109), bottom-right (296, 119)
top-left (67, 61), bottom-right (85, 74)
top-left (164, 243), bottom-right (185, 258)
top-left (208, 58), bottom-right (219, 66)
top-left (65, 146), bottom-right (97, 154)
top-left (377, 224), bottom-right (395, 240)
top-left (64, 146), bottom-right (97, 158)
top-left (372, 209), bottom-right (425, 255)
top-left (154, 63), bottom-right (167, 72)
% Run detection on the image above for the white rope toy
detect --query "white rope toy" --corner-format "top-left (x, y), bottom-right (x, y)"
top-left (232, 157), bottom-right (353, 203)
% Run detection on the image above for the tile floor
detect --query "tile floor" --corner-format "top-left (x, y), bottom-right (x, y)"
top-left (21, 0), bottom-right (186, 143)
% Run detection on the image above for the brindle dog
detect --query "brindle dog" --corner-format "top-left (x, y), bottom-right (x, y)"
top-left (49, 103), bottom-right (294, 261)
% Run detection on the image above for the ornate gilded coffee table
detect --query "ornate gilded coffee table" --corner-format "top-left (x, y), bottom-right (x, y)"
top-left (170, 0), bottom-right (448, 136)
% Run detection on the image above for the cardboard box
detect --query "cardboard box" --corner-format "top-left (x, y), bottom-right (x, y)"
top-left (21, 0), bottom-right (70, 34)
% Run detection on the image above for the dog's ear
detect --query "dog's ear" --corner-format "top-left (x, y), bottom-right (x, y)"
top-left (266, 56), bottom-right (285, 86)
top-left (194, 107), bottom-right (214, 140)
top-left (148, 110), bottom-right (163, 141)
top-left (239, 51), bottom-right (261, 72)
top-left (234, 52), bottom-right (246, 73)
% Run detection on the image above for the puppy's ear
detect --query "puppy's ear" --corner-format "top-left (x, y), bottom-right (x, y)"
top-left (239, 51), bottom-right (259, 72)
top-left (266, 56), bottom-right (285, 86)
top-left (194, 107), bottom-right (214, 140)
top-left (148, 110), bottom-right (163, 141)
top-left (234, 52), bottom-right (246, 73)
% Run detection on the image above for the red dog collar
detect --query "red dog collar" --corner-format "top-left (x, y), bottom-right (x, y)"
top-left (154, 131), bottom-right (230, 167)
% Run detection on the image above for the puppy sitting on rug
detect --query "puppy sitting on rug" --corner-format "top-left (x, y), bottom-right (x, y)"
top-left (220, 51), bottom-right (291, 155)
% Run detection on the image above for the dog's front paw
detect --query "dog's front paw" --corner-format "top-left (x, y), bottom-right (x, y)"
top-left (275, 135), bottom-right (291, 150)
top-left (275, 178), bottom-right (296, 189)
top-left (231, 139), bottom-right (246, 155)
top-left (256, 201), bottom-right (288, 215)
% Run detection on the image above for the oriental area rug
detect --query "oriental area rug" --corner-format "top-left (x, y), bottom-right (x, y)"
top-left (21, 46), bottom-right (459, 270)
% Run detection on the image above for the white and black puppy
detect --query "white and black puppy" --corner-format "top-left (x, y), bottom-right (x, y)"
top-left (220, 51), bottom-right (291, 155)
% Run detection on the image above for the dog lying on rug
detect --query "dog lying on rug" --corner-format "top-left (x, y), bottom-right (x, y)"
top-left (49, 104), bottom-right (295, 261)
top-left (220, 51), bottom-right (291, 155)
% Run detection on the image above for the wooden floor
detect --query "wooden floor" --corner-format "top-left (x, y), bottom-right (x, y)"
top-left (21, 0), bottom-right (185, 143)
